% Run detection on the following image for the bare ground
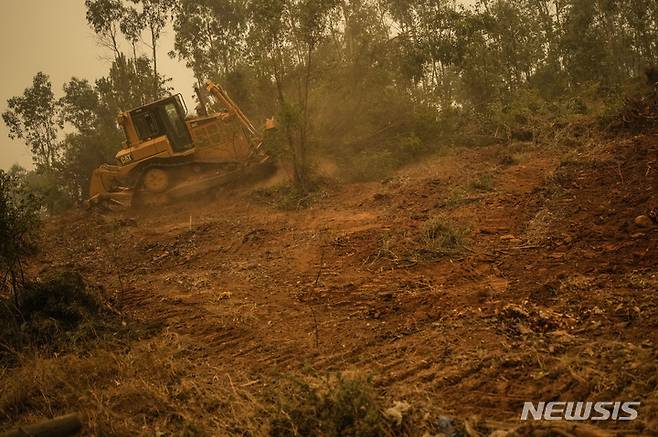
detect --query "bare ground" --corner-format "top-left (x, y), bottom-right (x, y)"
top-left (2, 133), bottom-right (657, 436)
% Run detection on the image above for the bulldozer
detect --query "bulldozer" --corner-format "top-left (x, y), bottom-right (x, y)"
top-left (87, 80), bottom-right (274, 208)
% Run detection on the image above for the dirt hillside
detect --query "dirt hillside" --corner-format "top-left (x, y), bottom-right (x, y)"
top-left (2, 133), bottom-right (657, 435)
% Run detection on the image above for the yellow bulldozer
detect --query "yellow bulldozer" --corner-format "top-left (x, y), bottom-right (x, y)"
top-left (87, 80), bottom-right (274, 208)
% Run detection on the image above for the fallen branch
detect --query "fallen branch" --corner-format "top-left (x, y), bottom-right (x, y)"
top-left (0, 413), bottom-right (82, 437)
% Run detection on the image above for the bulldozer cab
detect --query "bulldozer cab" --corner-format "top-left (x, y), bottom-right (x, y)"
top-left (124, 94), bottom-right (193, 152)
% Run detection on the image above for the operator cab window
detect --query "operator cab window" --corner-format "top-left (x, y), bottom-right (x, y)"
top-left (133, 110), bottom-right (163, 140)
top-left (164, 103), bottom-right (186, 138)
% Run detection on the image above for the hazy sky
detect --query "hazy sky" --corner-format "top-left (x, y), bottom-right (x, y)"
top-left (0, 1), bottom-right (196, 170)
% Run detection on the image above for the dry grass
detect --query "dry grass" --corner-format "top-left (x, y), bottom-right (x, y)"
top-left (0, 333), bottom-right (264, 435)
top-left (440, 188), bottom-right (470, 209)
top-left (431, 333), bottom-right (658, 433)
top-left (626, 272), bottom-right (658, 290)
top-left (418, 216), bottom-right (468, 257)
top-left (468, 174), bottom-right (496, 192)
top-left (2, 335), bottom-right (426, 436)
top-left (0, 272), bottom-right (131, 366)
top-left (364, 216), bottom-right (469, 268)
top-left (524, 207), bottom-right (558, 245)
top-left (266, 373), bottom-right (394, 437)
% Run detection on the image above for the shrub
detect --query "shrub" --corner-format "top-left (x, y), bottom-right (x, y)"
top-left (268, 375), bottom-right (390, 437)
top-left (338, 134), bottom-right (437, 183)
top-left (20, 272), bottom-right (100, 330)
top-left (252, 183), bottom-right (319, 210)
top-left (468, 174), bottom-right (496, 192)
top-left (23, 168), bottom-right (74, 213)
top-left (0, 170), bottom-right (40, 304)
top-left (418, 217), bottom-right (468, 257)
top-left (338, 149), bottom-right (396, 182)
top-left (0, 271), bottom-right (123, 364)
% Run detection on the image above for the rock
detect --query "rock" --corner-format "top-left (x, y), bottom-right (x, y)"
top-left (500, 234), bottom-right (522, 244)
top-left (634, 215), bottom-right (653, 227)
top-left (117, 217), bottom-right (137, 227)
top-left (649, 207), bottom-right (658, 223)
top-left (384, 401), bottom-right (411, 426)
top-left (582, 250), bottom-right (596, 259)
top-left (516, 323), bottom-right (534, 335)
top-left (436, 415), bottom-right (458, 437)
top-left (502, 304), bottom-right (530, 319)
top-left (548, 330), bottom-right (575, 342)
top-left (379, 291), bottom-right (395, 301)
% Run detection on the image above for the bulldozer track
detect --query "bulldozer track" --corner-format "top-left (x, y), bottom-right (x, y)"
top-left (132, 156), bottom-right (273, 207)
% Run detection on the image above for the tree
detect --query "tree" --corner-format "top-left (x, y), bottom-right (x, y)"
top-left (2, 72), bottom-right (62, 169)
top-left (120, 5), bottom-right (145, 66)
top-left (294, 0), bottom-right (341, 173)
top-left (58, 78), bottom-right (117, 201)
top-left (171, 0), bottom-right (248, 82)
top-left (133, 0), bottom-right (175, 99)
top-left (99, 53), bottom-right (172, 109)
top-left (85, 0), bottom-right (126, 61)
top-left (57, 55), bottom-right (170, 201)
top-left (247, 0), bottom-right (339, 189)
top-left (59, 78), bottom-right (100, 134)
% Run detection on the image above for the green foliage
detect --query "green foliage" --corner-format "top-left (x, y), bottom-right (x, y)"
top-left (338, 134), bottom-right (434, 182)
top-left (98, 53), bottom-right (172, 110)
top-left (2, 52), bottom-right (170, 207)
top-left (469, 174), bottom-right (495, 192)
top-left (268, 375), bottom-right (390, 437)
top-left (418, 216), bottom-right (468, 257)
top-left (0, 271), bottom-right (124, 365)
top-left (166, 0), bottom-right (658, 187)
top-left (120, 5), bottom-right (144, 58)
top-left (172, 0), bottom-right (247, 80)
top-left (2, 73), bottom-right (61, 169)
top-left (20, 168), bottom-right (73, 213)
top-left (18, 272), bottom-right (101, 334)
top-left (61, 56), bottom-right (158, 200)
top-left (252, 183), bottom-right (319, 210)
top-left (85, 0), bottom-right (125, 58)
top-left (2, 48), bottom-right (170, 208)
top-left (86, 0), bottom-right (174, 100)
top-left (60, 78), bottom-right (100, 134)
top-left (0, 171), bottom-right (41, 302)
top-left (243, 0), bottom-right (340, 188)
top-left (5, 0), bottom-right (658, 212)
top-left (139, 0), bottom-right (176, 99)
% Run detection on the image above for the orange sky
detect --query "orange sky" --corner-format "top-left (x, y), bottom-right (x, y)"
top-left (0, 0), bottom-right (196, 170)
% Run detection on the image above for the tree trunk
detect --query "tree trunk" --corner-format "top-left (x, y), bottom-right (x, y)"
top-left (299, 47), bottom-right (313, 188)
top-left (273, 67), bottom-right (303, 188)
top-left (132, 42), bottom-right (138, 74)
top-left (151, 24), bottom-right (158, 100)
